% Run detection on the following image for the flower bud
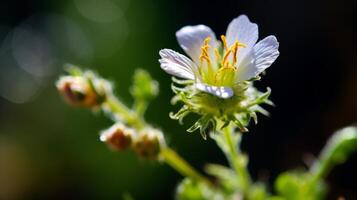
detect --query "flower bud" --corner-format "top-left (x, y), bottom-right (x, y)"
top-left (100, 123), bottom-right (135, 151)
top-left (56, 75), bottom-right (109, 107)
top-left (133, 128), bottom-right (165, 159)
top-left (130, 69), bottom-right (159, 101)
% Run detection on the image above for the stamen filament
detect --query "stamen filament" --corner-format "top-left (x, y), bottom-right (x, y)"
top-left (199, 37), bottom-right (215, 84)
top-left (221, 35), bottom-right (228, 50)
top-left (198, 35), bottom-right (247, 86)
top-left (214, 49), bottom-right (221, 62)
top-left (222, 49), bottom-right (233, 66)
top-left (232, 42), bottom-right (239, 64)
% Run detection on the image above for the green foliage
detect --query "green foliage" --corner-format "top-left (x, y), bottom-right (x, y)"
top-left (272, 126), bottom-right (357, 200)
top-left (205, 164), bottom-right (238, 194)
top-left (130, 69), bottom-right (159, 116)
top-left (175, 178), bottom-right (226, 200)
top-left (247, 183), bottom-right (269, 200)
top-left (57, 66), bottom-right (357, 200)
top-left (130, 69), bottom-right (159, 102)
top-left (310, 126), bottom-right (357, 180)
top-left (274, 171), bottom-right (326, 200)
top-left (169, 77), bottom-right (272, 138)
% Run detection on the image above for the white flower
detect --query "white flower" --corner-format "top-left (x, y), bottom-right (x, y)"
top-left (159, 15), bottom-right (279, 99)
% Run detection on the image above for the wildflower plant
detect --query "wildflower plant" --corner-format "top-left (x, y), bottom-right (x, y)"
top-left (56, 15), bottom-right (357, 200)
top-left (161, 15), bottom-right (277, 137)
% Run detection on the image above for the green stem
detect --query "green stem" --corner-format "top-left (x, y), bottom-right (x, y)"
top-left (310, 155), bottom-right (331, 183)
top-left (161, 147), bottom-right (212, 186)
top-left (222, 126), bottom-right (251, 195)
top-left (310, 127), bottom-right (357, 183)
top-left (104, 95), bottom-right (211, 185)
top-left (310, 139), bottom-right (344, 183)
top-left (133, 100), bottom-right (148, 117)
top-left (104, 96), bottom-right (146, 129)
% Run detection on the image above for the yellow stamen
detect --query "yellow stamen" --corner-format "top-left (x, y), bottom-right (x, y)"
top-left (203, 37), bottom-right (211, 45)
top-left (232, 42), bottom-right (239, 64)
top-left (214, 48), bottom-right (221, 62)
top-left (196, 34), bottom-right (251, 87)
top-left (214, 65), bottom-right (236, 86)
top-left (199, 54), bottom-right (210, 63)
top-left (238, 42), bottom-right (246, 48)
top-left (199, 37), bottom-right (212, 64)
top-left (233, 42), bottom-right (246, 64)
top-left (220, 35), bottom-right (247, 66)
top-left (198, 37), bottom-right (216, 84)
top-left (201, 46), bottom-right (210, 57)
top-left (221, 35), bottom-right (228, 50)
top-left (222, 49), bottom-right (232, 66)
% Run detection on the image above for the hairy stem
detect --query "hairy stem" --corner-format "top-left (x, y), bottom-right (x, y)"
top-left (104, 95), bottom-right (146, 129)
top-left (222, 126), bottom-right (251, 195)
top-left (133, 100), bottom-right (148, 117)
top-left (161, 148), bottom-right (212, 185)
top-left (310, 127), bottom-right (357, 183)
top-left (104, 95), bottom-right (210, 185)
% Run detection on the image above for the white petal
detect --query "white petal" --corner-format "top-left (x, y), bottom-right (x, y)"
top-left (195, 83), bottom-right (233, 99)
top-left (159, 49), bottom-right (197, 80)
top-left (226, 15), bottom-right (258, 63)
top-left (236, 36), bottom-right (279, 81)
top-left (176, 25), bottom-right (218, 64)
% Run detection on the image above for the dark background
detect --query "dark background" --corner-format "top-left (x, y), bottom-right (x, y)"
top-left (0, 0), bottom-right (356, 199)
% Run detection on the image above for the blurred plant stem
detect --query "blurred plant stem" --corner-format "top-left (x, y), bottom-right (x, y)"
top-left (133, 100), bottom-right (148, 117)
top-left (310, 148), bottom-right (334, 184)
top-left (221, 126), bottom-right (251, 195)
top-left (105, 95), bottom-right (146, 129)
top-left (104, 95), bottom-right (210, 184)
top-left (310, 127), bottom-right (357, 183)
top-left (58, 66), bottom-right (357, 200)
top-left (160, 148), bottom-right (212, 185)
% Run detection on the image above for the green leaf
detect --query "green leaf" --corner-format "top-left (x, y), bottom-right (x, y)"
top-left (247, 183), bottom-right (269, 200)
top-left (175, 178), bottom-right (225, 200)
top-left (274, 171), bottom-right (326, 200)
top-left (130, 69), bottom-right (159, 115)
top-left (310, 126), bottom-right (357, 180)
top-left (273, 127), bottom-right (357, 200)
top-left (130, 69), bottom-right (159, 101)
top-left (205, 164), bottom-right (238, 192)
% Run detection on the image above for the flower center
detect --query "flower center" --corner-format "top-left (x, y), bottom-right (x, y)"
top-left (198, 36), bottom-right (246, 87)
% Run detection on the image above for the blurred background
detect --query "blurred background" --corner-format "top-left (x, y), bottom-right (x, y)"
top-left (0, 0), bottom-right (356, 199)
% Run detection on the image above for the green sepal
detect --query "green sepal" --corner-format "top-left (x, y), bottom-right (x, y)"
top-left (172, 77), bottom-right (195, 85)
top-left (187, 115), bottom-right (212, 140)
top-left (169, 106), bottom-right (191, 125)
top-left (172, 83), bottom-right (187, 94)
top-left (230, 115), bottom-right (248, 132)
